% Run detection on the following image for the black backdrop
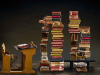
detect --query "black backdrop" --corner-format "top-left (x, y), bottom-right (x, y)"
top-left (0, 0), bottom-right (100, 61)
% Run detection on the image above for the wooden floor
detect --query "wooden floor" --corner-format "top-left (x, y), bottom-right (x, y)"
top-left (0, 60), bottom-right (99, 75)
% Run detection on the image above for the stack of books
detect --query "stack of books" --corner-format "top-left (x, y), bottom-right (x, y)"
top-left (50, 12), bottom-right (64, 71)
top-left (74, 62), bottom-right (87, 72)
top-left (68, 11), bottom-right (81, 60)
top-left (39, 16), bottom-right (52, 71)
top-left (77, 26), bottom-right (91, 60)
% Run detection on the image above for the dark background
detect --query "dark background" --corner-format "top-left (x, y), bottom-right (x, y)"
top-left (0, 0), bottom-right (100, 61)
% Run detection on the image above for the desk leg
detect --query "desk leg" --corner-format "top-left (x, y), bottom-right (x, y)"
top-left (70, 62), bottom-right (73, 71)
top-left (86, 62), bottom-right (89, 71)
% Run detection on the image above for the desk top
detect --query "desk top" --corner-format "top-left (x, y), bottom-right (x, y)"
top-left (64, 60), bottom-right (95, 62)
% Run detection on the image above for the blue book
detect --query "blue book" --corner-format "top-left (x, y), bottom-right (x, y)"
top-left (50, 58), bottom-right (63, 62)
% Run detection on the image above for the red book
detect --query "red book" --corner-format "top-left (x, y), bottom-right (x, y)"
top-left (52, 45), bottom-right (63, 47)
top-left (52, 12), bottom-right (61, 14)
top-left (52, 28), bottom-right (63, 30)
top-left (50, 66), bottom-right (64, 68)
top-left (69, 32), bottom-right (80, 33)
top-left (51, 42), bottom-right (62, 45)
top-left (53, 39), bottom-right (64, 42)
top-left (69, 11), bottom-right (78, 15)
top-left (40, 63), bottom-right (49, 66)
top-left (82, 37), bottom-right (90, 39)
top-left (52, 16), bottom-right (60, 18)
top-left (51, 68), bottom-right (64, 71)
top-left (52, 56), bottom-right (62, 58)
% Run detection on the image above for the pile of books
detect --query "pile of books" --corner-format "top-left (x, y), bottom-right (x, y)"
top-left (74, 62), bottom-right (87, 72)
top-left (77, 26), bottom-right (91, 60)
top-left (50, 12), bottom-right (64, 71)
top-left (39, 17), bottom-right (51, 71)
top-left (68, 11), bottom-right (81, 60)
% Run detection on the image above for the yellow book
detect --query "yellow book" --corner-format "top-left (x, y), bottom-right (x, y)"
top-left (50, 54), bottom-right (61, 56)
top-left (69, 26), bottom-right (79, 28)
top-left (53, 35), bottom-right (64, 37)
top-left (52, 32), bottom-right (63, 35)
top-left (76, 55), bottom-right (86, 58)
top-left (70, 20), bottom-right (81, 22)
top-left (51, 30), bottom-right (62, 33)
top-left (51, 47), bottom-right (62, 49)
top-left (68, 24), bottom-right (79, 26)
top-left (52, 49), bottom-right (63, 52)
top-left (51, 52), bottom-right (62, 54)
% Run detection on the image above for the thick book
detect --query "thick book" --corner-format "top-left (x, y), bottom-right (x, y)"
top-left (79, 26), bottom-right (90, 30)
top-left (71, 41), bottom-right (77, 45)
top-left (51, 52), bottom-right (62, 54)
top-left (51, 47), bottom-right (63, 49)
top-left (69, 11), bottom-right (78, 15)
top-left (53, 39), bottom-right (64, 42)
top-left (52, 49), bottom-right (63, 52)
top-left (50, 66), bottom-right (64, 68)
top-left (40, 63), bottom-right (49, 66)
top-left (70, 51), bottom-right (77, 55)
top-left (51, 42), bottom-right (63, 45)
top-left (70, 20), bottom-right (81, 22)
top-left (68, 24), bottom-right (79, 27)
top-left (71, 45), bottom-right (77, 47)
top-left (52, 18), bottom-right (61, 21)
top-left (81, 33), bottom-right (90, 37)
top-left (53, 35), bottom-right (64, 38)
top-left (42, 26), bottom-right (49, 30)
top-left (50, 58), bottom-right (63, 62)
top-left (69, 21), bottom-right (80, 24)
top-left (68, 28), bottom-right (79, 31)
top-left (52, 25), bottom-right (63, 28)
top-left (51, 30), bottom-right (62, 33)
top-left (52, 32), bottom-right (63, 35)
top-left (52, 45), bottom-right (63, 47)
top-left (52, 37), bottom-right (63, 39)
top-left (82, 37), bottom-right (90, 39)
top-left (50, 54), bottom-right (62, 56)
top-left (52, 28), bottom-right (63, 30)
top-left (81, 41), bottom-right (90, 43)
top-left (52, 56), bottom-right (62, 58)
top-left (79, 43), bottom-right (90, 47)
top-left (69, 15), bottom-right (78, 18)
top-left (71, 49), bottom-right (77, 52)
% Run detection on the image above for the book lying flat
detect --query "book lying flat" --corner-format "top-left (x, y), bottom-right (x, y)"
top-left (69, 11), bottom-right (78, 15)
top-left (52, 32), bottom-right (63, 35)
top-left (50, 58), bottom-right (63, 62)
top-left (51, 30), bottom-right (62, 33)
top-left (50, 54), bottom-right (61, 56)
top-left (52, 56), bottom-right (62, 58)
top-left (53, 35), bottom-right (64, 37)
top-left (70, 20), bottom-right (81, 22)
top-left (52, 49), bottom-right (63, 52)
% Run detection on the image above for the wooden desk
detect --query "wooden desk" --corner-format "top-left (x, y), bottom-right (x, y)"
top-left (1, 48), bottom-right (36, 74)
top-left (64, 60), bottom-right (95, 71)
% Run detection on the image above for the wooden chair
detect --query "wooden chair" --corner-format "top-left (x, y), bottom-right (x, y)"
top-left (1, 43), bottom-right (17, 72)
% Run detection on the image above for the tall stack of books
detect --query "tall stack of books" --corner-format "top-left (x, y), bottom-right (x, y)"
top-left (77, 26), bottom-right (91, 60)
top-left (68, 11), bottom-right (81, 60)
top-left (39, 16), bottom-right (52, 71)
top-left (50, 12), bottom-right (64, 71)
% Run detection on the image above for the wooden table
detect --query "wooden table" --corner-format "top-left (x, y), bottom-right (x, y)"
top-left (64, 60), bottom-right (95, 71)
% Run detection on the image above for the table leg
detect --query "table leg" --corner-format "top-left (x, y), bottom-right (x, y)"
top-left (70, 62), bottom-right (73, 71)
top-left (86, 62), bottom-right (89, 71)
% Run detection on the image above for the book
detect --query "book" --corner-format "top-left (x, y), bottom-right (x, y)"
top-left (53, 39), bottom-right (64, 42)
top-left (51, 52), bottom-right (62, 54)
top-left (68, 28), bottom-right (79, 31)
top-left (50, 66), bottom-right (64, 68)
top-left (53, 35), bottom-right (64, 37)
top-left (52, 28), bottom-right (63, 30)
top-left (79, 43), bottom-right (90, 47)
top-left (82, 37), bottom-right (90, 39)
top-left (42, 26), bottom-right (49, 30)
top-left (52, 32), bottom-right (63, 35)
top-left (68, 24), bottom-right (79, 27)
top-left (79, 26), bottom-right (90, 30)
top-left (69, 18), bottom-right (80, 20)
top-left (81, 41), bottom-right (90, 43)
top-left (69, 11), bottom-right (78, 15)
top-left (70, 20), bottom-right (81, 22)
top-left (52, 37), bottom-right (63, 39)
top-left (81, 33), bottom-right (90, 37)
top-left (52, 25), bottom-right (63, 28)
top-left (52, 56), bottom-right (62, 58)
top-left (71, 47), bottom-right (77, 49)
top-left (69, 22), bottom-right (80, 24)
top-left (50, 58), bottom-right (63, 62)
top-left (71, 49), bottom-right (77, 52)
top-left (52, 49), bottom-right (63, 52)
top-left (51, 47), bottom-right (63, 49)
top-left (52, 45), bottom-right (63, 47)
top-left (52, 16), bottom-right (60, 18)
top-left (50, 54), bottom-right (61, 56)
top-left (40, 63), bottom-right (49, 66)
top-left (51, 30), bottom-right (62, 33)
top-left (52, 18), bottom-right (61, 21)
